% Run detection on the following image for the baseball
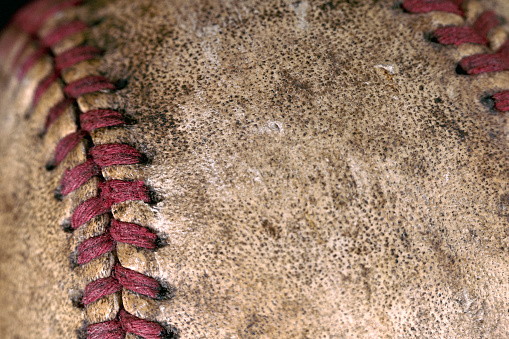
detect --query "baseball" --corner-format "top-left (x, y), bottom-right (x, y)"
top-left (0, 0), bottom-right (508, 338)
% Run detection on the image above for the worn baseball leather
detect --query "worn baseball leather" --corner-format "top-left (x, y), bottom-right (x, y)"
top-left (0, 0), bottom-right (508, 338)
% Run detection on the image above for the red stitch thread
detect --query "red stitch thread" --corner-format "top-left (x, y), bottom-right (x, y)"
top-left (473, 11), bottom-right (500, 38)
top-left (82, 265), bottom-right (161, 304)
top-left (99, 180), bottom-right (151, 205)
top-left (44, 97), bottom-right (74, 132)
top-left (110, 219), bottom-right (158, 249)
top-left (52, 129), bottom-right (88, 167)
top-left (83, 276), bottom-right (122, 305)
top-left (58, 144), bottom-right (143, 196)
top-left (77, 220), bottom-right (159, 264)
top-left (114, 264), bottom-right (161, 299)
top-left (12, 21), bottom-right (85, 79)
top-left (71, 181), bottom-right (149, 228)
top-left (405, 1), bottom-right (509, 113)
top-left (41, 20), bottom-right (88, 47)
top-left (87, 319), bottom-right (125, 339)
top-left (64, 76), bottom-right (116, 98)
top-left (80, 109), bottom-right (127, 132)
top-left (18, 47), bottom-right (48, 80)
top-left (402, 0), bottom-right (465, 15)
top-left (10, 39), bottom-right (33, 71)
top-left (119, 310), bottom-right (167, 339)
top-left (432, 11), bottom-right (499, 46)
top-left (38, 0), bottom-right (84, 30)
top-left (12, 0), bottom-right (83, 35)
top-left (0, 30), bottom-right (22, 62)
top-left (59, 159), bottom-right (101, 196)
top-left (88, 311), bottom-right (167, 339)
top-left (77, 233), bottom-right (115, 265)
top-left (492, 91), bottom-right (509, 111)
top-left (33, 71), bottom-right (59, 106)
top-left (14, 2), bottom-right (171, 337)
top-left (71, 196), bottom-right (110, 229)
top-left (12, 0), bottom-right (58, 34)
top-left (58, 144), bottom-right (142, 196)
top-left (55, 45), bottom-right (102, 71)
top-left (89, 144), bottom-right (144, 167)
top-left (458, 43), bottom-right (509, 74)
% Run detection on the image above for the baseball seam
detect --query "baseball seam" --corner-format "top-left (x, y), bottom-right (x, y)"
top-left (9, 0), bottom-right (175, 338)
top-left (403, 0), bottom-right (509, 112)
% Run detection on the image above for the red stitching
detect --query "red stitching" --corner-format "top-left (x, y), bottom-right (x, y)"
top-left (12, 1), bottom-right (172, 337)
top-left (115, 264), bottom-right (162, 298)
top-left (432, 11), bottom-right (499, 46)
top-left (83, 276), bottom-right (123, 305)
top-left (458, 43), bottom-right (509, 74)
top-left (55, 45), bottom-right (102, 71)
top-left (44, 97), bottom-right (74, 132)
top-left (41, 20), bottom-right (88, 47)
top-left (33, 71), bottom-right (59, 106)
top-left (59, 159), bottom-right (100, 196)
top-left (100, 180), bottom-right (151, 205)
top-left (12, 0), bottom-right (83, 35)
top-left (82, 265), bottom-right (161, 304)
top-left (17, 20), bottom-right (89, 80)
top-left (18, 47), bottom-right (47, 79)
top-left (12, 0), bottom-right (61, 35)
top-left (119, 310), bottom-right (167, 339)
top-left (71, 196), bottom-right (111, 229)
top-left (492, 91), bottom-right (509, 111)
top-left (77, 233), bottom-right (116, 265)
top-left (402, 0), bottom-right (466, 16)
top-left (77, 220), bottom-right (158, 265)
top-left (71, 180), bottom-right (150, 229)
top-left (52, 130), bottom-right (88, 167)
top-left (87, 319), bottom-right (125, 339)
top-left (87, 310), bottom-right (167, 339)
top-left (80, 109), bottom-right (127, 132)
top-left (57, 144), bottom-right (143, 195)
top-left (110, 219), bottom-right (159, 249)
top-left (404, 1), bottom-right (509, 112)
top-left (64, 76), bottom-right (117, 98)
top-left (89, 144), bottom-right (144, 167)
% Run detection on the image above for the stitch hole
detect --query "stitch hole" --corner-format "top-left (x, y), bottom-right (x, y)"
top-left (392, 1), bottom-right (404, 11)
top-left (117, 110), bottom-right (138, 125)
top-left (88, 17), bottom-right (105, 27)
top-left (455, 63), bottom-right (468, 75)
top-left (155, 236), bottom-right (168, 249)
top-left (425, 31), bottom-right (440, 44)
top-left (69, 251), bottom-right (78, 269)
top-left (45, 143), bottom-right (81, 172)
top-left (114, 78), bottom-right (129, 90)
top-left (70, 292), bottom-right (84, 309)
top-left (481, 94), bottom-right (496, 110)
top-left (147, 187), bottom-right (163, 204)
top-left (134, 150), bottom-right (151, 165)
top-left (154, 283), bottom-right (175, 301)
top-left (54, 186), bottom-right (63, 201)
top-left (45, 160), bottom-right (56, 171)
top-left (61, 219), bottom-right (73, 233)
top-left (161, 325), bottom-right (180, 339)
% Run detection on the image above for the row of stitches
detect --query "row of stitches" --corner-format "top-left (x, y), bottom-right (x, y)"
top-left (403, 0), bottom-right (509, 111)
top-left (11, 1), bottom-right (174, 338)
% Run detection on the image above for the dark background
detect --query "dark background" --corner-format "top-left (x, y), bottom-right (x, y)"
top-left (1, 1), bottom-right (32, 30)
